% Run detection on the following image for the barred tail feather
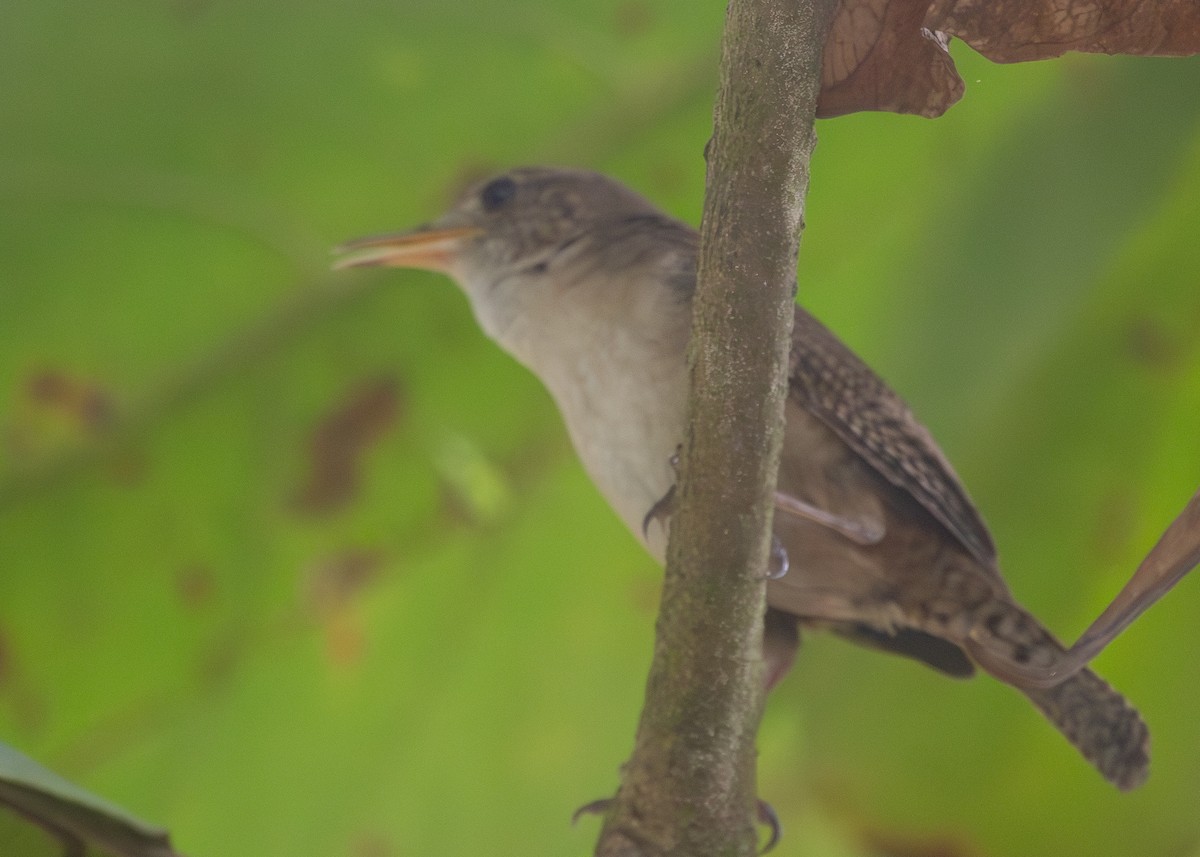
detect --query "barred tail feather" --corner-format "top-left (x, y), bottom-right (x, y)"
top-left (1022, 668), bottom-right (1149, 790)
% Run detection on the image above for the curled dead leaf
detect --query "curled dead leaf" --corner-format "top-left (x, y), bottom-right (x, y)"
top-left (927, 0), bottom-right (1200, 63)
top-left (816, 0), bottom-right (1200, 117)
top-left (819, 0), bottom-right (963, 117)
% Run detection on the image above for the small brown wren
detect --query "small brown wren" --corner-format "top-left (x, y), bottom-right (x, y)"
top-left (337, 166), bottom-right (1200, 790)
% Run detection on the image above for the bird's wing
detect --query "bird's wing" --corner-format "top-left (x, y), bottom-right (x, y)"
top-left (787, 307), bottom-right (997, 568)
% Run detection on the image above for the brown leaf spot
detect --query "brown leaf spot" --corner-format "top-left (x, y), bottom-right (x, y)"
top-left (7, 367), bottom-right (132, 481)
top-left (197, 634), bottom-right (244, 688)
top-left (818, 0), bottom-right (964, 117)
top-left (303, 548), bottom-right (385, 616)
top-left (614, 1), bottom-right (654, 37)
top-left (292, 377), bottom-right (403, 516)
top-left (104, 446), bottom-right (150, 488)
top-left (1124, 316), bottom-right (1185, 370)
top-left (324, 613), bottom-right (366, 668)
top-left (304, 550), bottom-right (384, 670)
top-left (926, 0), bottom-right (1200, 63)
top-left (24, 367), bottom-right (116, 432)
top-left (350, 834), bottom-right (395, 857)
top-left (175, 564), bottom-right (217, 610)
top-left (863, 829), bottom-right (984, 857)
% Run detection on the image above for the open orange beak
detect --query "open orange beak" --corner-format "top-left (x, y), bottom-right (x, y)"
top-left (331, 225), bottom-right (483, 274)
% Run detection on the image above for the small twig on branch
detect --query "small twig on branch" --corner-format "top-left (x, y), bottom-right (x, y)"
top-left (594, 0), bottom-right (838, 855)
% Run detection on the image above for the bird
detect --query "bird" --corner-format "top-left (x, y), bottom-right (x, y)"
top-left (335, 166), bottom-right (1157, 789)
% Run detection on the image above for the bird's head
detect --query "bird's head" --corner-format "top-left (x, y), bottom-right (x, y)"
top-left (333, 167), bottom-right (695, 350)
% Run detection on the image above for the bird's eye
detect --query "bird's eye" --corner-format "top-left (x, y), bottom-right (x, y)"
top-left (480, 177), bottom-right (517, 212)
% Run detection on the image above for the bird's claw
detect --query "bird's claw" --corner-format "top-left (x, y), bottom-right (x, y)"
top-left (642, 484), bottom-right (678, 538)
top-left (571, 797), bottom-right (612, 825)
top-left (642, 445), bottom-right (683, 538)
top-left (757, 798), bottom-right (782, 853)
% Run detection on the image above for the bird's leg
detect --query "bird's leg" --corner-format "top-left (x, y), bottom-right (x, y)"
top-left (641, 447), bottom-right (681, 539)
top-left (571, 799), bottom-right (611, 825)
top-left (773, 490), bottom-right (884, 546)
top-left (756, 800), bottom-right (782, 854)
top-left (641, 483), bottom-right (677, 539)
top-left (644, 449), bottom-right (790, 581)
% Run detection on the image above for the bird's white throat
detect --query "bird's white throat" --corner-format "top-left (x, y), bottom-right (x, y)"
top-left (459, 262), bottom-right (692, 562)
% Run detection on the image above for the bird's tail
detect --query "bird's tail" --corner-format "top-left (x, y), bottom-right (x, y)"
top-left (1021, 668), bottom-right (1149, 790)
top-left (952, 593), bottom-right (1150, 790)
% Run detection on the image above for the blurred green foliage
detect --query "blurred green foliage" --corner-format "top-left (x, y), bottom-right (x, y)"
top-left (2, 2), bottom-right (1200, 856)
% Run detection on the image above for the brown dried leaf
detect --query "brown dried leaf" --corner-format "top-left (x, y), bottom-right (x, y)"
top-left (927, 0), bottom-right (1200, 63)
top-left (1069, 489), bottom-right (1200, 665)
top-left (933, 489), bottom-right (1200, 690)
top-left (818, 0), bottom-right (964, 117)
top-left (818, 0), bottom-right (1200, 117)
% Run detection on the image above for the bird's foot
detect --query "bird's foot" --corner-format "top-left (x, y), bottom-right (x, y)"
top-left (642, 446), bottom-right (682, 538)
top-left (757, 799), bottom-right (782, 853)
top-left (571, 797), bottom-right (612, 825)
top-left (642, 484), bottom-right (677, 539)
top-left (643, 450), bottom-right (789, 581)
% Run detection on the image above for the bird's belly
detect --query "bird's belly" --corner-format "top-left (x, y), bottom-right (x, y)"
top-left (547, 354), bottom-right (687, 563)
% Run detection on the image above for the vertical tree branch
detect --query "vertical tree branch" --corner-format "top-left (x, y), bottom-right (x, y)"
top-left (595, 0), bottom-right (836, 855)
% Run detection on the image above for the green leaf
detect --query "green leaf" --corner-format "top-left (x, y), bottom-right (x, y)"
top-left (1, 3), bottom-right (1199, 857)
